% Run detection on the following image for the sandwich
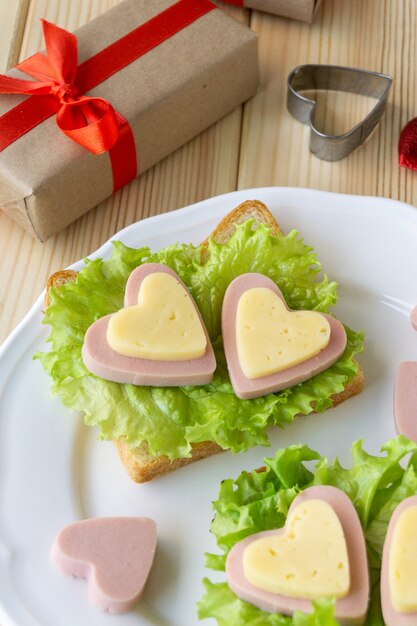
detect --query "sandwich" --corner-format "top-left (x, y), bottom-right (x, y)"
top-left (198, 436), bottom-right (417, 625)
top-left (37, 200), bottom-right (364, 482)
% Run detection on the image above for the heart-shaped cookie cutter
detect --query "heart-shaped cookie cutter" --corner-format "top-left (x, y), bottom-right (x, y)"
top-left (287, 64), bottom-right (393, 161)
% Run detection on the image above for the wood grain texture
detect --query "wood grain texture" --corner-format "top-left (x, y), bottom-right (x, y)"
top-left (1, 0), bottom-right (417, 344)
top-left (0, 0), bottom-right (30, 71)
top-left (239, 0), bottom-right (416, 201)
top-left (0, 1), bottom-right (248, 343)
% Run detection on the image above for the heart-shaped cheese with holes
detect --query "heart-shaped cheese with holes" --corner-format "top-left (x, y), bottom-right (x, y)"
top-left (243, 498), bottom-right (349, 598)
top-left (82, 263), bottom-right (216, 386)
top-left (226, 486), bottom-right (369, 624)
top-left (381, 495), bottom-right (417, 626)
top-left (236, 287), bottom-right (331, 379)
top-left (51, 517), bottom-right (157, 614)
top-left (107, 270), bottom-right (207, 361)
top-left (222, 273), bottom-right (347, 399)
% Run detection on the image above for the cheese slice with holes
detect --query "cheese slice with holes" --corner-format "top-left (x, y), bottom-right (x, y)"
top-left (236, 287), bottom-right (331, 379)
top-left (107, 272), bottom-right (207, 360)
top-left (242, 499), bottom-right (350, 598)
top-left (389, 504), bottom-right (417, 613)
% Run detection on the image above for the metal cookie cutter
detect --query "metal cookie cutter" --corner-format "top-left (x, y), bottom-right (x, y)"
top-left (287, 64), bottom-right (393, 161)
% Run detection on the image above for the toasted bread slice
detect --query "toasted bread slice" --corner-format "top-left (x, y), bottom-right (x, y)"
top-left (45, 200), bottom-right (363, 483)
top-left (203, 199), bottom-right (283, 245)
top-left (45, 270), bottom-right (78, 307)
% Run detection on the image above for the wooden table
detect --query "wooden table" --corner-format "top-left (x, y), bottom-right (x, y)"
top-left (0, 0), bottom-right (416, 344)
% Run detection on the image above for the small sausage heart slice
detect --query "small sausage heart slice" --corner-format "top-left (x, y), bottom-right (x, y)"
top-left (394, 362), bottom-right (417, 443)
top-left (51, 517), bottom-right (157, 613)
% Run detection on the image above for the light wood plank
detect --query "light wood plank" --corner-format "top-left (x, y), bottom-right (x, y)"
top-left (239, 0), bottom-right (417, 203)
top-left (0, 0), bottom-right (30, 71)
top-left (0, 1), bottom-right (248, 343)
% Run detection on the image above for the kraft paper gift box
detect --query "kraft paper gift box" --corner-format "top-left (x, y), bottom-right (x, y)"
top-left (221, 0), bottom-right (322, 22)
top-left (0, 0), bottom-right (258, 241)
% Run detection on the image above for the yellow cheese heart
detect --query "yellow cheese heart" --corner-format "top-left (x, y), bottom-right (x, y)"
top-left (243, 499), bottom-right (350, 599)
top-left (389, 504), bottom-right (417, 613)
top-left (107, 272), bottom-right (207, 360)
top-left (236, 287), bottom-right (331, 379)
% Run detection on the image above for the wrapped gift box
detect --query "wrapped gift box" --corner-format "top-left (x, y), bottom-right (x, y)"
top-left (0, 0), bottom-right (258, 241)
top-left (221, 0), bottom-right (322, 22)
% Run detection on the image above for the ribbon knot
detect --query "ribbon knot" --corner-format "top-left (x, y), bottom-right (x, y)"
top-left (0, 19), bottom-right (124, 156)
top-left (51, 82), bottom-right (79, 102)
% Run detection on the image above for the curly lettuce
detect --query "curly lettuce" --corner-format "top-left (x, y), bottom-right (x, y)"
top-left (36, 220), bottom-right (363, 459)
top-left (199, 436), bottom-right (417, 625)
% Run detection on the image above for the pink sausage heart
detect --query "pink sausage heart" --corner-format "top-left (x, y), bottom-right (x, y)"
top-left (226, 486), bottom-right (369, 625)
top-left (222, 273), bottom-right (347, 399)
top-left (82, 263), bottom-right (216, 386)
top-left (394, 362), bottom-right (417, 443)
top-left (51, 517), bottom-right (157, 613)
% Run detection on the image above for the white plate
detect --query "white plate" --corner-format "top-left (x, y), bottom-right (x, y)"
top-left (1, 187), bottom-right (417, 626)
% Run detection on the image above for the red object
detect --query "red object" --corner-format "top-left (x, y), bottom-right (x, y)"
top-left (399, 118), bottom-right (417, 171)
top-left (0, 0), bottom-right (216, 191)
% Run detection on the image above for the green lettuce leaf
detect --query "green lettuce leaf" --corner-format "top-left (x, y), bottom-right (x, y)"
top-left (199, 436), bottom-right (417, 625)
top-left (36, 221), bottom-right (363, 459)
top-left (199, 580), bottom-right (338, 626)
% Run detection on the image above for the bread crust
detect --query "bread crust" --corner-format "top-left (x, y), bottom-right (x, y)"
top-left (205, 199), bottom-right (283, 245)
top-left (45, 201), bottom-right (363, 483)
top-left (114, 439), bottom-right (223, 483)
top-left (45, 270), bottom-right (78, 307)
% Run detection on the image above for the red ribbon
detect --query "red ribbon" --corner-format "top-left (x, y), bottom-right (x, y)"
top-left (0, 0), bottom-right (216, 191)
top-left (219, 0), bottom-right (244, 5)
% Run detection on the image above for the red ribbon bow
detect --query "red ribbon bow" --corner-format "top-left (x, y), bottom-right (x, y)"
top-left (0, 20), bottom-right (126, 156)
